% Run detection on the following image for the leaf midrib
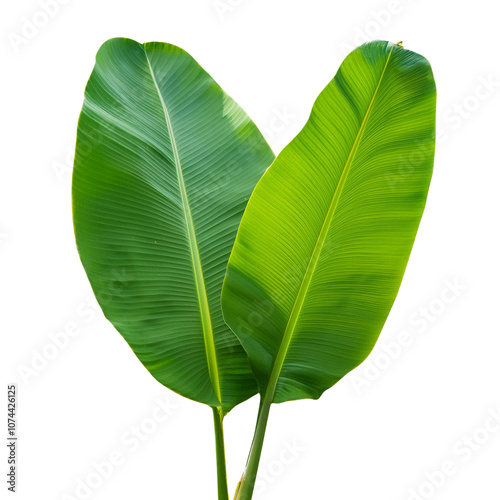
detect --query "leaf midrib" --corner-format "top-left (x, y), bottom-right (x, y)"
top-left (263, 44), bottom-right (396, 404)
top-left (143, 47), bottom-right (222, 406)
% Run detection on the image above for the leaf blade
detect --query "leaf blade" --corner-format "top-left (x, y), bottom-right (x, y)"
top-left (72, 38), bottom-right (275, 412)
top-left (143, 47), bottom-right (222, 403)
top-left (221, 40), bottom-right (436, 404)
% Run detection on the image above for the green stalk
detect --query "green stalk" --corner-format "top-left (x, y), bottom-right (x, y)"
top-left (234, 396), bottom-right (273, 500)
top-left (213, 407), bottom-right (230, 500)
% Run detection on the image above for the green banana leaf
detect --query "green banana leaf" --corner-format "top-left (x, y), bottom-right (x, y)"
top-left (222, 40), bottom-right (436, 406)
top-left (72, 38), bottom-right (275, 413)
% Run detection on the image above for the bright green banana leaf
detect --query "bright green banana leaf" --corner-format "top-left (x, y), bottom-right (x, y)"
top-left (72, 38), bottom-right (275, 413)
top-left (222, 41), bottom-right (436, 406)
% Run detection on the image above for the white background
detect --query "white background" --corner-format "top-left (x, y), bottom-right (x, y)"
top-left (2, 0), bottom-right (499, 499)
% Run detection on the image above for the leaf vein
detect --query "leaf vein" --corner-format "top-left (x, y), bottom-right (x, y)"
top-left (143, 47), bottom-right (222, 406)
top-left (263, 43), bottom-right (396, 404)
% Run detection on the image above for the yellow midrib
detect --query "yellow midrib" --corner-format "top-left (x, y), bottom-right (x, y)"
top-left (264, 44), bottom-right (396, 404)
top-left (144, 49), bottom-right (222, 405)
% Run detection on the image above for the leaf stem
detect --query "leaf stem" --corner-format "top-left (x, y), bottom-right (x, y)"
top-left (213, 407), bottom-right (230, 500)
top-left (234, 396), bottom-right (273, 500)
